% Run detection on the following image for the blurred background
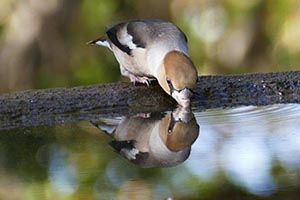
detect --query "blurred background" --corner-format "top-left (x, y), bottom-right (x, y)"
top-left (1, 1), bottom-right (300, 200)
top-left (0, 0), bottom-right (299, 94)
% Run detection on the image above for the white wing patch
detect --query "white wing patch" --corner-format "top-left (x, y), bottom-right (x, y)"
top-left (117, 26), bottom-right (137, 50)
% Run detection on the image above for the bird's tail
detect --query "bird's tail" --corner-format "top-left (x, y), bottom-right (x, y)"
top-left (86, 36), bottom-right (112, 50)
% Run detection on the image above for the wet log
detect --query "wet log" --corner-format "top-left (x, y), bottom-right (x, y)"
top-left (1, 71), bottom-right (300, 129)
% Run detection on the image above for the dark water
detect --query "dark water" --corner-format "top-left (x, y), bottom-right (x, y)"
top-left (1, 104), bottom-right (300, 199)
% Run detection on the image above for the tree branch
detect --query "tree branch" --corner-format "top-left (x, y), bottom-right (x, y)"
top-left (1, 71), bottom-right (300, 129)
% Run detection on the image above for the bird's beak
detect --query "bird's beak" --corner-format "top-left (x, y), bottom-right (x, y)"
top-left (171, 88), bottom-right (193, 107)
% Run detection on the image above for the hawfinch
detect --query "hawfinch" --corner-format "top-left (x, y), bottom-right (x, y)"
top-left (88, 19), bottom-right (198, 107)
top-left (91, 106), bottom-right (199, 168)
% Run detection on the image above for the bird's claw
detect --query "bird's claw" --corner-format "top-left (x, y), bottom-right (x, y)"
top-left (135, 113), bottom-right (151, 118)
top-left (137, 76), bottom-right (151, 87)
top-left (129, 74), bottom-right (151, 87)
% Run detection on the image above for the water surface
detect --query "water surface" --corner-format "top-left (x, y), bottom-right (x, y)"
top-left (1, 104), bottom-right (300, 199)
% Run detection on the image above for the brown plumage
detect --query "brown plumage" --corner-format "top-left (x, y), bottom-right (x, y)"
top-left (88, 19), bottom-right (198, 107)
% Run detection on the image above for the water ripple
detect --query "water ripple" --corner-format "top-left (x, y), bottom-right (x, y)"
top-left (194, 103), bottom-right (300, 124)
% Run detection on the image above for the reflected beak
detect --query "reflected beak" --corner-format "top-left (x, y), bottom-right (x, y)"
top-left (172, 88), bottom-right (193, 107)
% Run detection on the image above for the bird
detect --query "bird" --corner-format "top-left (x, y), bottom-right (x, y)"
top-left (87, 19), bottom-right (198, 107)
top-left (91, 106), bottom-right (199, 168)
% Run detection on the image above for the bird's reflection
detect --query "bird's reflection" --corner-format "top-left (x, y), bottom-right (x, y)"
top-left (91, 107), bottom-right (199, 168)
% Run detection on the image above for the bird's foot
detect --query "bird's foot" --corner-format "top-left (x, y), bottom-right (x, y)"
top-left (129, 74), bottom-right (151, 87)
top-left (135, 113), bottom-right (151, 118)
top-left (136, 76), bottom-right (151, 86)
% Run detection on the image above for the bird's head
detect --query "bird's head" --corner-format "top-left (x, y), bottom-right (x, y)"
top-left (158, 51), bottom-right (198, 107)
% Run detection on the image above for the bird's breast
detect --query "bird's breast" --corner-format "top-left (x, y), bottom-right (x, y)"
top-left (112, 45), bottom-right (153, 76)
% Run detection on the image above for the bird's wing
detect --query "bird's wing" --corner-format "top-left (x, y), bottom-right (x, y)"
top-left (90, 117), bottom-right (124, 135)
top-left (106, 22), bottom-right (133, 55)
top-left (106, 20), bottom-right (188, 56)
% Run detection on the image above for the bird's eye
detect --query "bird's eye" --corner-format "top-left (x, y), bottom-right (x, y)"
top-left (167, 112), bottom-right (176, 133)
top-left (166, 78), bottom-right (171, 85)
top-left (166, 78), bottom-right (174, 95)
